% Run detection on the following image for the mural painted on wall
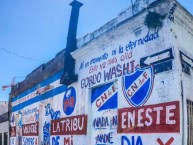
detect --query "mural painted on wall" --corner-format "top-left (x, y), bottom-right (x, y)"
top-left (23, 107), bottom-right (39, 124)
top-left (51, 115), bottom-right (87, 135)
top-left (52, 136), bottom-right (60, 145)
top-left (42, 122), bottom-right (51, 145)
top-left (11, 70), bottom-right (64, 110)
top-left (93, 111), bottom-right (118, 145)
top-left (91, 82), bottom-right (118, 111)
top-left (118, 101), bottom-right (180, 133)
top-left (11, 114), bottom-right (15, 124)
top-left (18, 110), bottom-right (23, 128)
top-left (47, 114), bottom-right (87, 145)
top-left (80, 31), bottom-right (159, 89)
top-left (10, 71), bottom-right (68, 145)
top-left (22, 122), bottom-right (39, 136)
top-left (22, 136), bottom-right (38, 145)
top-left (122, 66), bottom-right (154, 107)
top-left (91, 82), bottom-right (118, 145)
top-left (121, 135), bottom-right (177, 145)
top-left (42, 103), bottom-right (61, 145)
top-left (12, 84), bottom-right (54, 107)
top-left (36, 84), bottom-right (54, 95)
top-left (10, 127), bottom-right (16, 145)
top-left (121, 136), bottom-right (143, 145)
top-left (45, 103), bottom-right (61, 120)
top-left (63, 87), bottom-right (76, 115)
top-left (22, 123), bottom-right (39, 145)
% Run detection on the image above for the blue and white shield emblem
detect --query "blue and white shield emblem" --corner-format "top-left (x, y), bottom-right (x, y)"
top-left (122, 66), bottom-right (154, 107)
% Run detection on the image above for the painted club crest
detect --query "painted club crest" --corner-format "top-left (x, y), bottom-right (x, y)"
top-left (122, 66), bottom-right (154, 107)
top-left (63, 87), bottom-right (76, 115)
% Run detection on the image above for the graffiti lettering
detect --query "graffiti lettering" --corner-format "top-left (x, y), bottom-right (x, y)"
top-left (22, 137), bottom-right (38, 145)
top-left (22, 123), bottom-right (38, 136)
top-left (125, 31), bottom-right (159, 51)
top-left (79, 31), bottom-right (159, 72)
top-left (110, 115), bottom-right (118, 128)
top-left (81, 61), bottom-right (137, 88)
top-left (107, 57), bottom-right (117, 66)
top-left (121, 136), bottom-right (143, 145)
top-left (90, 53), bottom-right (108, 65)
top-left (45, 104), bottom-right (61, 120)
top-left (100, 62), bottom-right (106, 70)
top-left (18, 110), bottom-right (22, 128)
top-left (52, 136), bottom-right (60, 145)
top-left (43, 122), bottom-right (50, 145)
top-left (64, 136), bottom-right (73, 145)
top-left (120, 52), bottom-right (133, 61)
top-left (24, 107), bottom-right (38, 116)
top-left (93, 116), bottom-right (109, 128)
top-left (81, 72), bottom-right (102, 88)
top-left (89, 65), bottom-right (98, 73)
top-left (93, 115), bottom-right (117, 129)
top-left (36, 84), bottom-right (54, 95)
top-left (104, 61), bottom-right (136, 82)
top-left (79, 60), bottom-right (84, 70)
top-left (95, 132), bottom-right (114, 144)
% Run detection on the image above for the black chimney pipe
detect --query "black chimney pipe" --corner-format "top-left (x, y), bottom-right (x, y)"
top-left (60, 0), bottom-right (83, 85)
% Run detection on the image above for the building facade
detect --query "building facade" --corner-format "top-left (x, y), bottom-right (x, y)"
top-left (0, 101), bottom-right (9, 145)
top-left (10, 0), bottom-right (193, 145)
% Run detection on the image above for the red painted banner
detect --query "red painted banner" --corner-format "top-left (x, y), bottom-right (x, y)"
top-left (118, 101), bottom-right (180, 133)
top-left (10, 127), bottom-right (16, 137)
top-left (51, 114), bottom-right (87, 135)
top-left (22, 122), bottom-right (39, 136)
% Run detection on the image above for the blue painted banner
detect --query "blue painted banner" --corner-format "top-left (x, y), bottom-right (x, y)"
top-left (12, 85), bottom-right (66, 112)
top-left (12, 70), bottom-right (64, 102)
top-left (91, 82), bottom-right (117, 111)
top-left (122, 66), bottom-right (154, 107)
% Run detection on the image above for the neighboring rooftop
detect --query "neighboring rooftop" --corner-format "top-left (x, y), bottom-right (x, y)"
top-left (0, 101), bottom-right (8, 115)
top-left (0, 101), bottom-right (8, 123)
top-left (10, 50), bottom-right (65, 97)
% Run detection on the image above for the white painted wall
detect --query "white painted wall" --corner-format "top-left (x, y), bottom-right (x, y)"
top-left (9, 0), bottom-right (193, 145)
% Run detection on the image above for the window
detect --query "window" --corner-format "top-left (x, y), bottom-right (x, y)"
top-left (180, 52), bottom-right (192, 76)
top-left (187, 100), bottom-right (193, 145)
top-left (0, 133), bottom-right (2, 145)
top-left (4, 132), bottom-right (8, 145)
top-left (182, 61), bottom-right (191, 75)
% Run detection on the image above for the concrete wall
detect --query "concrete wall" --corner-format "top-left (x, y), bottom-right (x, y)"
top-left (73, 1), bottom-right (182, 144)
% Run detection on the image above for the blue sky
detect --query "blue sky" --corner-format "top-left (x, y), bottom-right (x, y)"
top-left (0, 0), bottom-right (192, 101)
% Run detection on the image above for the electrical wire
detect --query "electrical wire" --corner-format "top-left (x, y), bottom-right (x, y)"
top-left (0, 47), bottom-right (46, 63)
